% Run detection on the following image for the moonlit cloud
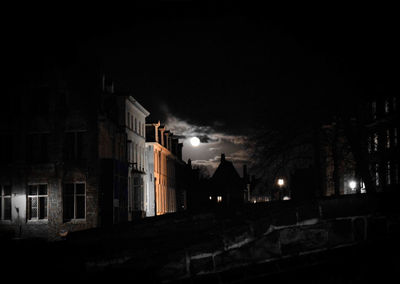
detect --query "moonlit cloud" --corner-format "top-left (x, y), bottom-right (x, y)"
top-left (164, 111), bottom-right (253, 175)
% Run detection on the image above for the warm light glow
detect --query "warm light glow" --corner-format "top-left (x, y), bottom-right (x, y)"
top-left (209, 196), bottom-right (212, 200)
top-left (349, 180), bottom-right (357, 190)
top-left (190, 137), bottom-right (200, 147)
top-left (277, 179), bottom-right (284, 187)
top-left (283, 196), bottom-right (290, 200)
top-left (217, 196), bottom-right (222, 203)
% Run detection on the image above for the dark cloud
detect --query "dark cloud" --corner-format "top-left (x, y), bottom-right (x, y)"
top-left (198, 135), bottom-right (219, 143)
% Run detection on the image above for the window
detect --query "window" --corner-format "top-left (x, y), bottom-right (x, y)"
top-left (394, 164), bottom-right (399, 185)
top-left (385, 99), bottom-right (390, 114)
top-left (127, 141), bottom-right (132, 163)
top-left (387, 161), bottom-right (391, 185)
top-left (0, 185), bottom-right (11, 220)
top-left (27, 133), bottom-right (49, 163)
top-left (217, 196), bottom-right (222, 203)
top-left (386, 129), bottom-right (391, 149)
top-left (394, 128), bottom-right (398, 146)
top-left (28, 184), bottom-right (48, 220)
top-left (367, 136), bottom-right (372, 153)
top-left (373, 133), bottom-right (378, 152)
top-left (127, 112), bottom-right (130, 128)
top-left (64, 131), bottom-right (88, 161)
top-left (63, 183), bottom-right (85, 221)
top-left (135, 118), bottom-right (137, 132)
top-left (375, 164), bottom-right (380, 186)
top-left (371, 101), bottom-right (377, 119)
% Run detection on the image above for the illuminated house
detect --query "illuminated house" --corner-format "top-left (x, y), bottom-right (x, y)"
top-left (145, 122), bottom-right (185, 216)
top-left (0, 75), bottom-right (129, 239)
top-left (118, 94), bottom-right (149, 219)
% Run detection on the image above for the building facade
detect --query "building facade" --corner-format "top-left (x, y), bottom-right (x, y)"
top-left (0, 76), bottom-right (129, 239)
top-left (145, 122), bottom-right (185, 216)
top-left (365, 95), bottom-right (399, 192)
top-left (318, 94), bottom-right (399, 197)
top-left (118, 95), bottom-right (150, 220)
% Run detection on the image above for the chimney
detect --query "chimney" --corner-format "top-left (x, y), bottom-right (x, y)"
top-left (221, 153), bottom-right (225, 162)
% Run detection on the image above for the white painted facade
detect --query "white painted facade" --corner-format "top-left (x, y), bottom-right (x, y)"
top-left (125, 96), bottom-right (150, 219)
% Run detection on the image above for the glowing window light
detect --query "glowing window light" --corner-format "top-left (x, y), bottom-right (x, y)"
top-left (209, 196), bottom-right (212, 200)
top-left (283, 196), bottom-right (290, 201)
top-left (217, 196), bottom-right (222, 203)
top-left (277, 179), bottom-right (284, 187)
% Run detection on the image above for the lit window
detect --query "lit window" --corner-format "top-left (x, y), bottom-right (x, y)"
top-left (394, 128), bottom-right (398, 146)
top-left (0, 185), bottom-right (11, 220)
top-left (28, 184), bottom-right (48, 220)
top-left (373, 133), bottom-right (378, 151)
top-left (209, 196), bottom-right (212, 200)
top-left (386, 129), bottom-right (390, 149)
top-left (375, 164), bottom-right (380, 186)
top-left (63, 183), bottom-right (86, 222)
top-left (387, 161), bottom-right (391, 185)
top-left (217, 196), bottom-right (222, 203)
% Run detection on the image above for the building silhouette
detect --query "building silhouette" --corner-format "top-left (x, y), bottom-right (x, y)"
top-left (209, 154), bottom-right (246, 207)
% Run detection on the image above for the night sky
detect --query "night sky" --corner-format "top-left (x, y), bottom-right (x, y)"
top-left (4, 2), bottom-right (396, 174)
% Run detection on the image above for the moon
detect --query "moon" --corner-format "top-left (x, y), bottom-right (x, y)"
top-left (190, 137), bottom-right (200, 147)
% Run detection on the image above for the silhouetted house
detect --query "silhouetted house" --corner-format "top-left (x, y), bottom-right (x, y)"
top-left (210, 154), bottom-right (244, 206)
top-left (145, 122), bottom-right (186, 216)
top-left (0, 75), bottom-right (129, 239)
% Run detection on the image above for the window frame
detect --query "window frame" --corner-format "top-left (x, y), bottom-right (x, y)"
top-left (27, 183), bottom-right (48, 222)
top-left (63, 182), bottom-right (86, 222)
top-left (0, 184), bottom-right (12, 221)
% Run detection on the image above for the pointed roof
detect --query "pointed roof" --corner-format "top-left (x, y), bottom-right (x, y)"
top-left (212, 154), bottom-right (242, 184)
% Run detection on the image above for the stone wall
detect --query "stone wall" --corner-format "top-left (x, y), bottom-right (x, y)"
top-left (59, 192), bottom-right (400, 282)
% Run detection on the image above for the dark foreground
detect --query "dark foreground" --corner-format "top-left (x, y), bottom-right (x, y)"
top-left (1, 236), bottom-right (398, 284)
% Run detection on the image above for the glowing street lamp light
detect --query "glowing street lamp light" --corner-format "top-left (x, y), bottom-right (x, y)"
top-left (349, 180), bottom-right (357, 191)
top-left (277, 178), bottom-right (285, 187)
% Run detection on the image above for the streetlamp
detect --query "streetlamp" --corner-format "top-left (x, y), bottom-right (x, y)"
top-left (277, 178), bottom-right (285, 200)
top-left (349, 180), bottom-right (357, 191)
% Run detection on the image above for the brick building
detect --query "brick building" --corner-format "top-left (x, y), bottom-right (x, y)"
top-left (0, 75), bottom-right (129, 239)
